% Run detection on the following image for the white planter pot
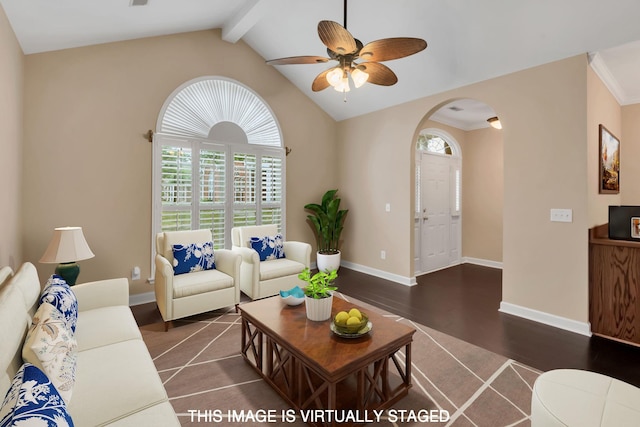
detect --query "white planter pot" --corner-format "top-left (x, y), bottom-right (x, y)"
top-left (316, 251), bottom-right (341, 272)
top-left (305, 294), bottom-right (334, 321)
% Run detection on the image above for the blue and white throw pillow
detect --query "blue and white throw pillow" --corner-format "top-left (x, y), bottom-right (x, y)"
top-left (22, 302), bottom-right (78, 405)
top-left (250, 234), bottom-right (286, 261)
top-left (172, 241), bottom-right (216, 275)
top-left (0, 363), bottom-right (74, 427)
top-left (40, 275), bottom-right (78, 334)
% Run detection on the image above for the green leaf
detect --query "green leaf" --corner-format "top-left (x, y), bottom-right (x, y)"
top-left (304, 189), bottom-right (348, 253)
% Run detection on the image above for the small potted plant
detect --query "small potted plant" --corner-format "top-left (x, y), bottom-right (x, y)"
top-left (298, 268), bottom-right (338, 321)
top-left (304, 189), bottom-right (348, 272)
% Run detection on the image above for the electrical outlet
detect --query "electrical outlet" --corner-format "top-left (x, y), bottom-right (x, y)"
top-left (385, 203), bottom-right (391, 212)
top-left (132, 266), bottom-right (141, 281)
top-left (380, 250), bottom-right (386, 260)
top-left (550, 208), bottom-right (573, 223)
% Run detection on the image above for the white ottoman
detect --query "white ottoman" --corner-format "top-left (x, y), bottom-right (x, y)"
top-left (531, 369), bottom-right (640, 426)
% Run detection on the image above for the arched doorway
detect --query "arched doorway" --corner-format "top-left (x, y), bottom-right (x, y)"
top-left (415, 98), bottom-right (503, 275)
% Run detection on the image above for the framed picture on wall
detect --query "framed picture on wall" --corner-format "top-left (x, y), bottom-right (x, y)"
top-left (632, 217), bottom-right (640, 239)
top-left (599, 124), bottom-right (620, 194)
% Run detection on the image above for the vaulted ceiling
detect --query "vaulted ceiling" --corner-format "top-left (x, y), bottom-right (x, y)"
top-left (2, 0), bottom-right (640, 125)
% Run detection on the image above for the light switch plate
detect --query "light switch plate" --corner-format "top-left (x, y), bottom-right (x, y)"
top-left (550, 208), bottom-right (573, 223)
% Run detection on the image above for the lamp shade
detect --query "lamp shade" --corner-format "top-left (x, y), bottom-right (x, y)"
top-left (351, 68), bottom-right (369, 88)
top-left (40, 227), bottom-right (95, 264)
top-left (326, 67), bottom-right (343, 87)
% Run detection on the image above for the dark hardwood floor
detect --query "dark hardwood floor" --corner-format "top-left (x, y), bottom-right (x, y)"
top-left (334, 264), bottom-right (640, 387)
top-left (132, 264), bottom-right (640, 387)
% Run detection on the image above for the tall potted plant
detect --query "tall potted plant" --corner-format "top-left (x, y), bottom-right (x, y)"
top-left (304, 189), bottom-right (348, 272)
top-left (299, 268), bottom-right (338, 321)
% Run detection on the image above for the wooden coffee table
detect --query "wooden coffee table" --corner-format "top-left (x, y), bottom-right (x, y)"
top-left (239, 295), bottom-right (415, 427)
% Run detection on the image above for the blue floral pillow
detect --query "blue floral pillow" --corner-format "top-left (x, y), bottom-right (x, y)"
top-left (172, 241), bottom-right (216, 275)
top-left (250, 234), bottom-right (286, 261)
top-left (40, 275), bottom-right (78, 334)
top-left (0, 363), bottom-right (74, 427)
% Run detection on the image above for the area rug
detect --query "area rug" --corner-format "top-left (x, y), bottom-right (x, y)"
top-left (140, 293), bottom-right (540, 426)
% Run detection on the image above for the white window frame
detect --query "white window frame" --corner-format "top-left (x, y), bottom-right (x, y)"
top-left (151, 77), bottom-right (285, 278)
top-left (152, 136), bottom-right (286, 248)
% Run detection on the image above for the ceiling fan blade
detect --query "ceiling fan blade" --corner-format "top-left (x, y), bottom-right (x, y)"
top-left (358, 62), bottom-right (398, 86)
top-left (312, 68), bottom-right (335, 92)
top-left (359, 38), bottom-right (427, 62)
top-left (318, 20), bottom-right (358, 55)
top-left (266, 55), bottom-right (330, 65)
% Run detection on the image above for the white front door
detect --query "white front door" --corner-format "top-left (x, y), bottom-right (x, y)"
top-left (420, 153), bottom-right (451, 272)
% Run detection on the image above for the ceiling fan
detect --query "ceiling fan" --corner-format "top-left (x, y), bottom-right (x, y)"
top-left (266, 0), bottom-right (427, 93)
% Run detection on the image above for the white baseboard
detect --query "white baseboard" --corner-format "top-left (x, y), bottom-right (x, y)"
top-left (499, 301), bottom-right (592, 337)
top-left (132, 262), bottom-right (591, 338)
top-left (340, 261), bottom-right (417, 286)
top-left (462, 257), bottom-right (503, 269)
top-left (130, 291), bottom-right (156, 306)
top-left (326, 258), bottom-right (500, 286)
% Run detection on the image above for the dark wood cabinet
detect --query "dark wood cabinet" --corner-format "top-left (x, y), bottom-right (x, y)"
top-left (589, 224), bottom-right (640, 345)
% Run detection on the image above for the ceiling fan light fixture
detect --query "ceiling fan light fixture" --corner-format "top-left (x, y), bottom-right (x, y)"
top-left (326, 68), bottom-right (343, 87)
top-left (351, 67), bottom-right (369, 88)
top-left (487, 116), bottom-right (502, 129)
top-left (334, 76), bottom-right (351, 92)
top-left (266, 0), bottom-right (427, 97)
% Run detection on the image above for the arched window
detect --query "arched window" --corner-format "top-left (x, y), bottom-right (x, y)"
top-left (417, 133), bottom-right (453, 155)
top-left (153, 77), bottom-right (285, 249)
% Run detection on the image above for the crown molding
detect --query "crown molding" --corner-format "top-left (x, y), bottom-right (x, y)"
top-left (588, 52), bottom-right (636, 105)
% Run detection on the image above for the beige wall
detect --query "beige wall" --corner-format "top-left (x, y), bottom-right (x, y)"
top-left (12, 19), bottom-right (638, 325)
top-left (461, 127), bottom-right (503, 262)
top-left (339, 55), bottom-right (591, 323)
top-left (0, 5), bottom-right (24, 271)
top-left (22, 30), bottom-right (337, 295)
top-left (587, 66), bottom-right (622, 226)
top-left (622, 103), bottom-right (640, 204)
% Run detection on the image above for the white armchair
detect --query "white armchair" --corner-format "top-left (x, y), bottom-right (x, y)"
top-left (231, 225), bottom-right (311, 300)
top-left (154, 229), bottom-right (240, 330)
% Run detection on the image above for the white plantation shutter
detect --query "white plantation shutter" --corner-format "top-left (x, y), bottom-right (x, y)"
top-left (199, 146), bottom-right (225, 204)
top-left (261, 155), bottom-right (283, 231)
top-left (233, 153), bottom-right (256, 204)
top-left (160, 143), bottom-right (193, 231)
top-left (230, 150), bottom-right (284, 230)
top-left (158, 78), bottom-right (281, 147)
top-left (152, 77), bottom-right (285, 264)
top-left (199, 144), bottom-right (226, 248)
top-left (233, 152), bottom-right (258, 227)
top-left (161, 145), bottom-right (192, 205)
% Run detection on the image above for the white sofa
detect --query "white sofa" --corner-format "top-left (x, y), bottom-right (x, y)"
top-left (0, 262), bottom-right (180, 426)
